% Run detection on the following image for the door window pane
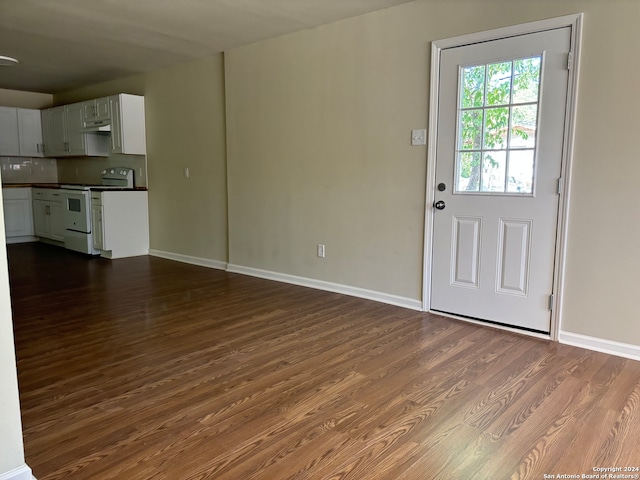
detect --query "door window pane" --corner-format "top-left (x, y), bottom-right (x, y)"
top-left (507, 150), bottom-right (535, 194)
top-left (513, 57), bottom-right (541, 104)
top-left (510, 105), bottom-right (538, 149)
top-left (457, 152), bottom-right (482, 192)
top-left (459, 110), bottom-right (483, 150)
top-left (481, 152), bottom-right (507, 192)
top-left (486, 62), bottom-right (512, 106)
top-left (461, 65), bottom-right (485, 108)
top-left (455, 55), bottom-right (541, 195)
top-left (483, 107), bottom-right (509, 150)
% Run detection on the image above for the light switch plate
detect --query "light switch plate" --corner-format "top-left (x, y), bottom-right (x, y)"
top-left (411, 129), bottom-right (427, 146)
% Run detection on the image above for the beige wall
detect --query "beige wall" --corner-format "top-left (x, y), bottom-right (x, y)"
top-left (0, 88), bottom-right (52, 109)
top-left (55, 56), bottom-right (228, 262)
top-left (0, 87), bottom-right (49, 479)
top-left (225, 0), bottom-right (640, 345)
top-left (0, 194), bottom-right (27, 474)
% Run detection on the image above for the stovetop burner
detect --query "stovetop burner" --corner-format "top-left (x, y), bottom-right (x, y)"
top-left (61, 167), bottom-right (134, 190)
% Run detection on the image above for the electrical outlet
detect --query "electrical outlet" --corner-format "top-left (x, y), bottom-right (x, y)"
top-left (317, 244), bottom-right (325, 258)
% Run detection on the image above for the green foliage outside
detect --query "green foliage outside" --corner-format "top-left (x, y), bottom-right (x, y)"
top-left (458, 57), bottom-right (541, 192)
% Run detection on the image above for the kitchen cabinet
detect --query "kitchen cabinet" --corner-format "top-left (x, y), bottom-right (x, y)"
top-left (17, 109), bottom-right (45, 157)
top-left (32, 188), bottom-right (65, 242)
top-left (65, 102), bottom-right (88, 156)
top-left (2, 187), bottom-right (35, 243)
top-left (0, 107), bottom-right (20, 156)
top-left (82, 97), bottom-right (110, 126)
top-left (41, 103), bottom-right (109, 157)
top-left (108, 94), bottom-right (146, 155)
top-left (39, 94), bottom-right (145, 157)
top-left (91, 203), bottom-right (104, 251)
top-left (91, 190), bottom-right (148, 258)
top-left (0, 107), bottom-right (45, 157)
top-left (42, 106), bottom-right (67, 156)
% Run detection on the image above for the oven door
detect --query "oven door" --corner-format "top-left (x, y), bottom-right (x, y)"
top-left (62, 190), bottom-right (91, 233)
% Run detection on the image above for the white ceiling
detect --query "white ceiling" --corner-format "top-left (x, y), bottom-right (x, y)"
top-left (0, 0), bottom-right (415, 94)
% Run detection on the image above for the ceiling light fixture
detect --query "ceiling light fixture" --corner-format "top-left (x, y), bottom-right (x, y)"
top-left (0, 56), bottom-right (19, 66)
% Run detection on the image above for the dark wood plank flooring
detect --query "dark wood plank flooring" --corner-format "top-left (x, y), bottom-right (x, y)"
top-left (8, 243), bottom-right (640, 479)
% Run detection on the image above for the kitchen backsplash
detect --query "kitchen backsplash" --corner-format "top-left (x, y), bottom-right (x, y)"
top-left (56, 155), bottom-right (147, 188)
top-left (0, 155), bottom-right (148, 188)
top-left (0, 157), bottom-right (58, 184)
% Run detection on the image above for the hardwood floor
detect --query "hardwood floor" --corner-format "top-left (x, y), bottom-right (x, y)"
top-left (8, 242), bottom-right (640, 479)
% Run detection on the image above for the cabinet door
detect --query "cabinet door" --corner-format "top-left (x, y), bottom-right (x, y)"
top-left (4, 198), bottom-right (34, 237)
top-left (95, 98), bottom-right (110, 121)
top-left (109, 96), bottom-right (123, 153)
top-left (0, 107), bottom-right (20, 156)
top-left (65, 103), bottom-right (86, 156)
top-left (33, 200), bottom-right (50, 237)
top-left (17, 109), bottom-right (44, 157)
top-left (83, 98), bottom-right (110, 124)
top-left (49, 199), bottom-right (65, 241)
top-left (91, 204), bottom-right (104, 250)
top-left (82, 100), bottom-right (96, 123)
top-left (44, 107), bottom-right (68, 156)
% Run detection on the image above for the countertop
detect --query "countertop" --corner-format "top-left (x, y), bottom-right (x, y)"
top-left (2, 183), bottom-right (147, 191)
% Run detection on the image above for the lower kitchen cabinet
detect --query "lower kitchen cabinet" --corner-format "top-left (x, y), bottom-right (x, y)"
top-left (2, 187), bottom-right (36, 243)
top-left (91, 190), bottom-right (148, 258)
top-left (32, 188), bottom-right (64, 242)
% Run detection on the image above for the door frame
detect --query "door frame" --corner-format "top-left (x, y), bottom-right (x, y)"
top-left (422, 14), bottom-right (583, 341)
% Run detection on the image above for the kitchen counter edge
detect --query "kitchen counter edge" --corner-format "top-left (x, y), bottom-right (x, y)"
top-left (2, 184), bottom-right (148, 191)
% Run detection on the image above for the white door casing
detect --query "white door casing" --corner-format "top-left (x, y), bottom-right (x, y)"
top-left (423, 15), bottom-right (583, 338)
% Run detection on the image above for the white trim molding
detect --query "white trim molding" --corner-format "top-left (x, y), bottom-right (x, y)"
top-left (5, 236), bottom-right (38, 245)
top-left (148, 250), bottom-right (228, 270)
top-left (226, 264), bottom-right (423, 311)
top-left (0, 465), bottom-right (34, 480)
top-left (422, 13), bottom-right (584, 343)
top-left (559, 331), bottom-right (640, 362)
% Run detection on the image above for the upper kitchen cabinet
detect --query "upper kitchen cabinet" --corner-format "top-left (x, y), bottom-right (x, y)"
top-left (40, 94), bottom-right (146, 157)
top-left (17, 109), bottom-right (45, 157)
top-left (41, 107), bottom-right (67, 157)
top-left (41, 103), bottom-right (109, 157)
top-left (82, 97), bottom-right (110, 127)
top-left (0, 107), bottom-right (45, 157)
top-left (0, 107), bottom-right (20, 156)
top-left (109, 94), bottom-right (146, 155)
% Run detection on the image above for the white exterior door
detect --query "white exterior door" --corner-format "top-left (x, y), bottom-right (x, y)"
top-left (430, 27), bottom-right (571, 333)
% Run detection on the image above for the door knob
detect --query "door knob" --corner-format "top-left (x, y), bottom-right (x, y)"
top-left (434, 200), bottom-right (446, 210)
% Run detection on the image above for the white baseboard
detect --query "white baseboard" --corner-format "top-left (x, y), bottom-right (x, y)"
top-left (226, 264), bottom-right (423, 311)
top-left (149, 250), bottom-right (228, 270)
top-left (5, 236), bottom-right (37, 245)
top-left (559, 331), bottom-right (640, 362)
top-left (0, 465), bottom-right (34, 480)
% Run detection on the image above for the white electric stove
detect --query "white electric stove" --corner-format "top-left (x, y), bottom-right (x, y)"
top-left (61, 167), bottom-right (134, 190)
top-left (60, 168), bottom-right (135, 254)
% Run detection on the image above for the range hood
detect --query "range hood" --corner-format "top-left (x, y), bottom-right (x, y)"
top-left (82, 119), bottom-right (111, 133)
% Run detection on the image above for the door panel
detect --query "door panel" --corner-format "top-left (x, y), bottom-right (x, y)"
top-left (451, 216), bottom-right (482, 288)
top-left (496, 218), bottom-right (531, 295)
top-left (431, 27), bottom-right (571, 333)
